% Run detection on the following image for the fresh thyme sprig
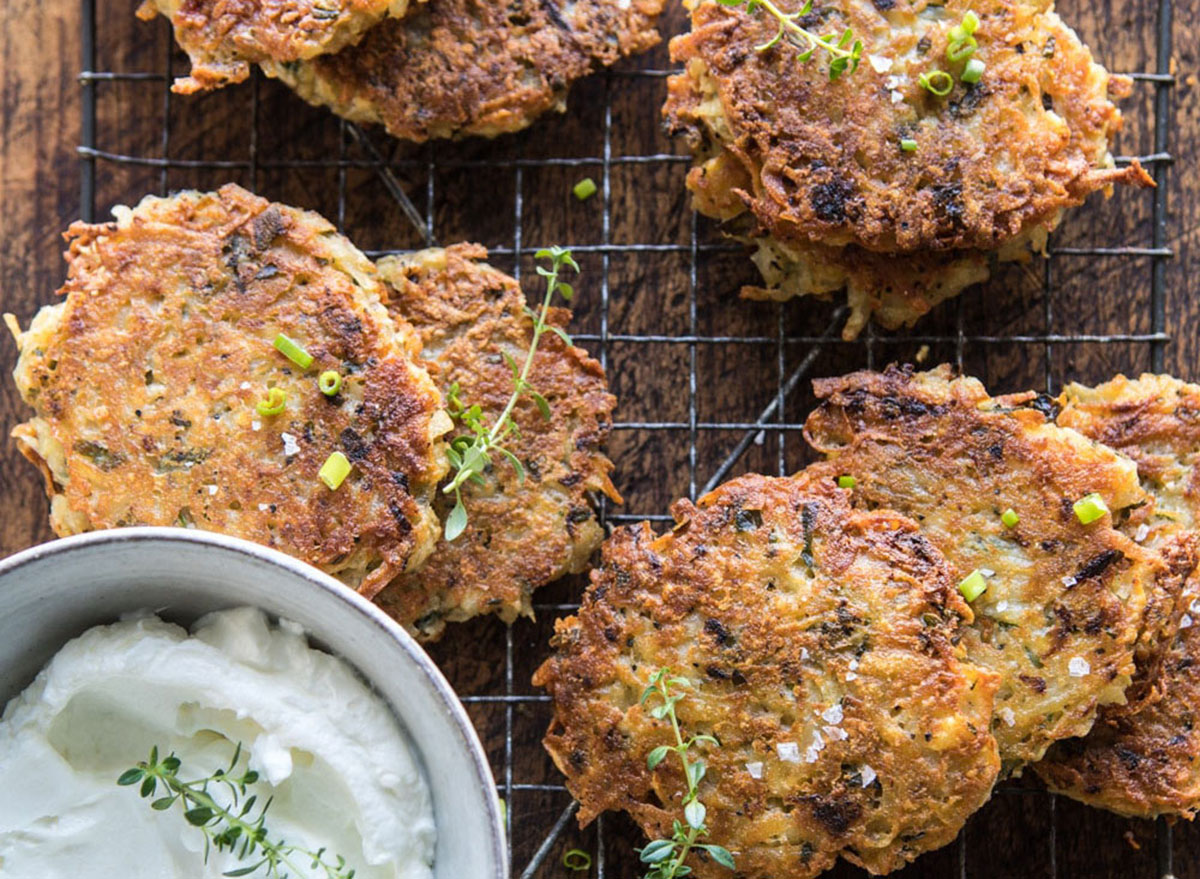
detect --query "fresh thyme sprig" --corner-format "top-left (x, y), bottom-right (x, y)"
top-left (441, 246), bottom-right (580, 542)
top-left (118, 743), bottom-right (357, 879)
top-left (638, 669), bottom-right (735, 879)
top-left (717, 0), bottom-right (863, 80)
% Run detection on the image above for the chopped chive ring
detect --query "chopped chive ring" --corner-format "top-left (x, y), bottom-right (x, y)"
top-left (1074, 493), bottom-right (1110, 525)
top-left (563, 849), bottom-right (592, 871)
top-left (318, 370), bottom-right (343, 396)
top-left (273, 333), bottom-right (313, 369)
top-left (958, 569), bottom-right (988, 602)
top-left (255, 387), bottom-right (287, 417)
top-left (837, 475), bottom-right (857, 488)
top-left (946, 35), bottom-right (977, 62)
top-left (1002, 508), bottom-right (1019, 528)
top-left (319, 451), bottom-right (352, 490)
top-left (919, 70), bottom-right (954, 96)
top-left (900, 138), bottom-right (919, 152)
top-left (573, 177), bottom-right (598, 201)
top-left (961, 57), bottom-right (986, 83)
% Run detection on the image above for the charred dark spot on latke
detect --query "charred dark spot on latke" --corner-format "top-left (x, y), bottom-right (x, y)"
top-left (1075, 549), bottom-right (1123, 582)
top-left (807, 796), bottom-right (862, 836)
top-left (341, 427), bottom-right (370, 462)
top-left (810, 179), bottom-right (856, 224)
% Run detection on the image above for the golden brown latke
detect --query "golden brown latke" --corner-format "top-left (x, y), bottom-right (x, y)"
top-left (261, 0), bottom-right (666, 141)
top-left (664, 0), bottom-right (1152, 339)
top-left (6, 184), bottom-right (450, 597)
top-left (1036, 375), bottom-right (1200, 819)
top-left (535, 472), bottom-right (1000, 879)
top-left (803, 365), bottom-right (1162, 770)
top-left (371, 245), bottom-right (620, 640)
top-left (139, 0), bottom-right (414, 94)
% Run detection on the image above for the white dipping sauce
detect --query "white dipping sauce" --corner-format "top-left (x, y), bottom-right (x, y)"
top-left (0, 607), bottom-right (435, 879)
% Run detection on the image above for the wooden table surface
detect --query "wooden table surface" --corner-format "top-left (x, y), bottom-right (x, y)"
top-left (3, 0), bottom-right (1200, 876)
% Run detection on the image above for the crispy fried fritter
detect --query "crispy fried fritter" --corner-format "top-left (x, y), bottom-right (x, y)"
top-left (261, 0), bottom-right (665, 141)
top-left (371, 245), bottom-right (620, 640)
top-left (139, 0), bottom-right (414, 94)
top-left (803, 365), bottom-right (1162, 770)
top-left (535, 472), bottom-right (1000, 879)
top-left (1036, 375), bottom-right (1200, 818)
top-left (6, 184), bottom-right (450, 597)
top-left (664, 0), bottom-right (1152, 339)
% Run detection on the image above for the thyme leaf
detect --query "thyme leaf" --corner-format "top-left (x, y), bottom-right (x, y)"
top-left (638, 669), bottom-right (736, 879)
top-left (440, 246), bottom-right (580, 541)
top-left (117, 742), bottom-right (357, 879)
top-left (717, 0), bottom-right (863, 79)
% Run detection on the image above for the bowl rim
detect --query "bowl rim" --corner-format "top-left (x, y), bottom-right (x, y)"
top-left (0, 526), bottom-right (508, 878)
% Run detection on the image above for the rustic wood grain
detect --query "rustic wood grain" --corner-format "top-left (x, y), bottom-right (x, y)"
top-left (2, 0), bottom-right (1198, 876)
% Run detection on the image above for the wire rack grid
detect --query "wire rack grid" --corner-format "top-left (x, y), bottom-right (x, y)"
top-left (77, 0), bottom-right (1180, 875)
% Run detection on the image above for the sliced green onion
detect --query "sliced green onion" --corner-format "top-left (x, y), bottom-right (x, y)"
top-left (563, 849), bottom-right (592, 871)
top-left (273, 333), bottom-right (313, 369)
top-left (1002, 508), bottom-right (1019, 528)
top-left (958, 569), bottom-right (988, 602)
top-left (1074, 493), bottom-right (1109, 525)
top-left (961, 10), bottom-right (980, 34)
top-left (573, 177), bottom-right (598, 201)
top-left (961, 57), bottom-right (986, 83)
top-left (946, 35), bottom-right (977, 62)
top-left (900, 138), bottom-right (919, 152)
top-left (837, 475), bottom-right (857, 488)
top-left (255, 387), bottom-right (287, 417)
top-left (318, 370), bottom-right (343, 396)
top-left (319, 451), bottom-right (352, 490)
top-left (919, 70), bottom-right (954, 96)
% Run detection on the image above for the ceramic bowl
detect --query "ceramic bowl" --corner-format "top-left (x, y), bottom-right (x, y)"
top-left (0, 527), bottom-right (507, 879)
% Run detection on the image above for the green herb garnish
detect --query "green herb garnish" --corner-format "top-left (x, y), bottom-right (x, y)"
top-left (440, 247), bottom-right (579, 542)
top-left (273, 334), bottom-right (313, 370)
top-left (961, 57), bottom-right (985, 84)
top-left (837, 475), bottom-right (857, 488)
top-left (946, 10), bottom-right (980, 62)
top-left (319, 451), bottom-right (352, 490)
top-left (717, 0), bottom-right (863, 80)
top-left (564, 848), bottom-right (593, 871)
top-left (919, 70), bottom-right (954, 96)
top-left (1073, 493), bottom-right (1109, 525)
top-left (958, 569), bottom-right (988, 602)
top-left (318, 371), bottom-right (342, 396)
top-left (639, 669), bottom-right (736, 879)
top-left (118, 743), bottom-right (357, 879)
top-left (573, 178), bottom-right (598, 201)
top-left (900, 138), bottom-right (919, 152)
top-left (1001, 508), bottom-right (1019, 528)
top-left (255, 387), bottom-right (287, 417)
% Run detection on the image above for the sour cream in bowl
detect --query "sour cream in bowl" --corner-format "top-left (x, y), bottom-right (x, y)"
top-left (0, 529), bottom-right (506, 879)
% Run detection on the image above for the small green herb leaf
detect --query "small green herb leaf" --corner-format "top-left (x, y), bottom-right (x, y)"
top-left (445, 495), bottom-right (469, 541)
top-left (647, 745), bottom-right (671, 770)
top-left (118, 768), bottom-right (145, 786)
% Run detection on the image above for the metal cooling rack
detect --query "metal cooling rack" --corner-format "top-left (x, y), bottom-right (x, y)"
top-left (78, 0), bottom-right (1178, 875)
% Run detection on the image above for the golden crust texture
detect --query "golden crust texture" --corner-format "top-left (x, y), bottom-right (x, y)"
top-left (803, 365), bottom-right (1161, 770)
top-left (7, 184), bottom-right (450, 598)
top-left (139, 0), bottom-right (412, 94)
top-left (373, 245), bottom-right (620, 640)
top-left (262, 0), bottom-right (666, 141)
top-left (535, 472), bottom-right (1000, 879)
top-left (1036, 375), bottom-right (1200, 819)
top-left (664, 0), bottom-right (1152, 339)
